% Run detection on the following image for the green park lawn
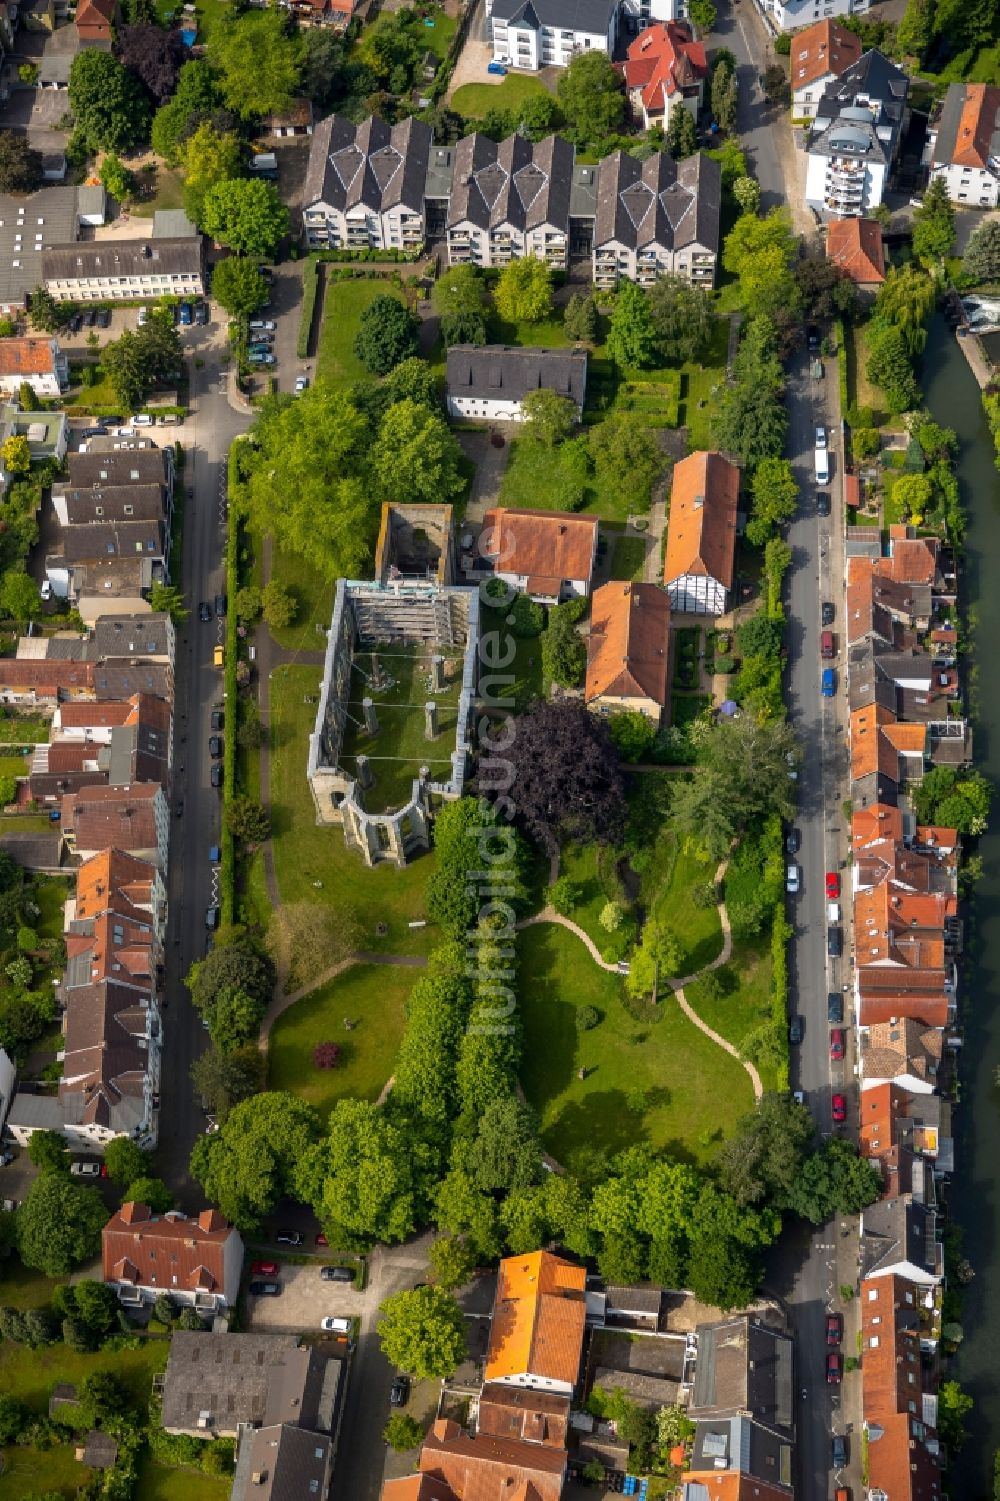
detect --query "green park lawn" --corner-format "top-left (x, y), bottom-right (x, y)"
top-left (638, 817), bottom-right (723, 977)
top-left (268, 664), bottom-right (436, 955)
top-left (499, 435), bottom-right (629, 521)
top-left (556, 842), bottom-right (637, 963)
top-left (0, 1258), bottom-right (61, 1313)
top-left (0, 1441), bottom-right (87, 1500)
top-left (684, 934), bottom-right (777, 1093)
top-left (263, 534), bottom-right (337, 653)
top-left (267, 963), bottom-right (413, 1115)
top-left (608, 532), bottom-right (648, 582)
top-left (518, 922), bottom-right (754, 1167)
top-left (451, 74), bottom-right (552, 120)
top-left (316, 279), bottom-right (408, 389)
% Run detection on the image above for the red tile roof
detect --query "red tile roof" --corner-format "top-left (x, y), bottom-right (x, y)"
top-left (621, 22), bottom-right (707, 115)
top-left (664, 451), bottom-right (739, 590)
top-left (486, 1251), bottom-right (586, 1387)
top-left (419, 1419), bottom-right (565, 1501)
top-left (476, 1387), bottom-right (570, 1450)
top-left (0, 660), bottom-right (96, 698)
top-left (790, 17), bottom-right (862, 90)
top-left (585, 582), bottom-right (670, 710)
top-left (102, 1206), bottom-right (237, 1298)
top-left (481, 508), bottom-right (597, 596)
top-left (949, 82), bottom-right (1000, 169)
top-left (827, 218), bottom-right (886, 285)
top-left (0, 337), bottom-right (59, 378)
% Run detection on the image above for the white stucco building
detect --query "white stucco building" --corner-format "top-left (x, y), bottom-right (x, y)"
top-left (487, 0), bottom-right (620, 70)
top-left (926, 82), bottom-right (1000, 209)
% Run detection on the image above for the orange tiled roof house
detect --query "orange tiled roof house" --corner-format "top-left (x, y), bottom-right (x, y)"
top-left (663, 451), bottom-right (739, 617)
top-left (585, 581), bottom-right (671, 724)
top-left (480, 508), bottom-right (598, 606)
top-left (103, 1203), bottom-right (244, 1313)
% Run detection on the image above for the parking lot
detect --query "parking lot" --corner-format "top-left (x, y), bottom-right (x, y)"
top-left (244, 1261), bottom-right (366, 1333)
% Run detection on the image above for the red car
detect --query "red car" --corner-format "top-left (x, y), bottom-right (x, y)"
top-left (826, 871), bottom-right (841, 899)
top-left (315, 1233), bottom-right (329, 1247)
top-left (826, 1352), bottom-right (842, 1385)
top-left (251, 1260), bottom-right (279, 1277)
top-left (826, 1313), bottom-right (842, 1347)
top-left (830, 1028), bottom-right (845, 1061)
top-left (832, 1093), bottom-right (847, 1124)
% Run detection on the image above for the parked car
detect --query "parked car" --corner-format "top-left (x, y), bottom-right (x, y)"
top-left (70, 1160), bottom-right (103, 1176)
top-left (295, 375), bottom-right (309, 392)
top-left (822, 667), bottom-right (836, 697)
top-left (829, 1028), bottom-right (845, 1061)
top-left (786, 827), bottom-right (801, 855)
top-left (249, 1281), bottom-right (281, 1297)
top-left (786, 751), bottom-right (798, 781)
top-left (831, 1093), bottom-right (847, 1124)
top-left (249, 319), bottom-right (276, 331)
top-left (83, 308), bottom-right (96, 328)
top-left (96, 307), bottom-right (111, 328)
top-left (137, 307), bottom-right (149, 327)
top-left (320, 1265), bottom-right (354, 1283)
top-left (828, 927), bottom-right (843, 958)
top-left (0, 1148), bottom-right (14, 1167)
top-left (826, 1313), bottom-right (843, 1346)
top-left (209, 735), bottom-right (223, 759)
top-left (209, 845), bottom-right (220, 864)
top-left (822, 601), bottom-right (835, 626)
top-left (828, 992), bottom-right (844, 1024)
top-left (40, 580), bottom-right (52, 602)
top-left (198, 601), bottom-right (212, 622)
top-left (275, 1230), bottom-right (303, 1247)
top-left (789, 1016), bottom-right (803, 1045)
top-left (205, 906), bottom-right (219, 930)
top-left (390, 1376), bottom-right (410, 1408)
top-left (179, 302), bottom-right (193, 326)
top-left (69, 313), bottom-right (83, 333)
top-left (215, 593), bottom-right (227, 617)
top-left (786, 863), bottom-right (800, 895)
top-left (211, 763), bottom-right (223, 789)
top-left (133, 413), bottom-right (153, 427)
top-left (194, 301), bottom-right (209, 325)
top-left (211, 708), bottom-right (224, 731)
top-left (487, 60), bottom-right (508, 74)
top-left (252, 1260), bottom-right (279, 1277)
top-left (807, 325), bottom-right (820, 353)
top-left (315, 1232), bottom-right (329, 1247)
top-left (826, 1352), bottom-right (842, 1385)
top-left (249, 352), bottom-right (276, 366)
top-left (815, 445), bottom-right (830, 484)
top-left (826, 871), bottom-right (841, 898)
top-left (832, 1435), bottom-right (848, 1468)
top-left (815, 424), bottom-right (827, 449)
top-left (817, 492), bottom-right (831, 517)
top-left (821, 629), bottom-right (835, 659)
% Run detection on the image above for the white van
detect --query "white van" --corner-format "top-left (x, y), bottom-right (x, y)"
top-left (815, 446), bottom-right (830, 484)
top-left (827, 901), bottom-right (841, 923)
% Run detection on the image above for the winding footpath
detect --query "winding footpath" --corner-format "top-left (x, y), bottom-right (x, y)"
top-left (518, 858), bottom-right (763, 1101)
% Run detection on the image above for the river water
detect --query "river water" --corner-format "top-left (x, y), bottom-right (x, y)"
top-left (922, 313), bottom-right (1000, 1496)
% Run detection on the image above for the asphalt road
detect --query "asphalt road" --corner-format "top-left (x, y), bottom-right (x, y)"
top-left (157, 331), bottom-right (251, 1203)
top-left (713, 0), bottom-right (785, 214)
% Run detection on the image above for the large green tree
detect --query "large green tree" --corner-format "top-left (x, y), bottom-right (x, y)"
top-left (648, 275), bottom-right (714, 362)
top-left (377, 1285), bottom-right (467, 1379)
top-left (202, 178), bottom-right (288, 258)
top-left (589, 411), bottom-right (664, 512)
top-left (0, 131), bottom-right (41, 194)
top-left (353, 296), bottom-right (418, 376)
top-left (69, 50), bottom-right (152, 152)
top-left (964, 217), bottom-right (1000, 285)
top-left (717, 1093), bottom-right (814, 1208)
top-left (103, 1137), bottom-right (148, 1187)
top-left (207, 10), bottom-right (303, 120)
top-left (186, 936), bottom-right (275, 1015)
top-left (556, 50), bottom-right (624, 146)
top-left (299, 1098), bottom-right (432, 1247)
top-left (150, 58), bottom-right (223, 164)
top-left (746, 457), bottom-right (799, 545)
top-left (372, 399), bottom-right (464, 506)
top-left (872, 265), bottom-right (936, 356)
top-left (493, 258), bottom-right (553, 325)
top-left (521, 388), bottom-right (576, 448)
top-left (865, 323), bottom-right (920, 414)
top-left (190, 1044), bottom-right (265, 1121)
top-left (241, 386), bottom-right (376, 578)
top-left (432, 265), bottom-right (489, 347)
top-left (607, 280), bottom-right (659, 370)
top-left (101, 312), bottom-right (182, 411)
top-left (189, 1092), bottom-right (321, 1230)
top-left (671, 714), bottom-right (798, 856)
top-left (182, 122), bottom-right (246, 227)
top-left (16, 1174), bottom-right (107, 1275)
top-left (786, 1138), bottom-right (883, 1223)
top-left (912, 174), bottom-right (955, 265)
top-left (27, 1130), bottom-right (70, 1175)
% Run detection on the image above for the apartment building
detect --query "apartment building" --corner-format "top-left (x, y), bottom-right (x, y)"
top-left (0, 336), bottom-right (68, 398)
top-left (861, 1275), bottom-right (943, 1499)
top-left (103, 1204), bottom-right (243, 1312)
top-left (302, 114), bottom-right (434, 252)
top-left (789, 17), bottom-right (861, 119)
top-left (755, 0), bottom-right (870, 35)
top-left (805, 49), bottom-right (909, 218)
top-left (60, 782), bottom-right (169, 869)
top-left (926, 81), bottom-right (1000, 208)
top-left (488, 0), bottom-right (619, 71)
top-left (0, 184), bottom-right (106, 316)
top-left (446, 132), bottom-right (575, 269)
top-left (593, 148), bottom-right (720, 286)
top-left (43, 237), bottom-right (204, 303)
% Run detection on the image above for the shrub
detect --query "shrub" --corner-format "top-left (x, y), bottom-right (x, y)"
top-left (576, 1005), bottom-right (600, 1031)
top-left (508, 592), bottom-right (545, 638)
top-left (599, 900), bottom-right (622, 932)
top-left (714, 654), bottom-right (736, 674)
top-left (313, 1041), bottom-right (342, 1069)
top-left (384, 1414), bottom-right (424, 1452)
top-left (549, 876), bottom-right (582, 915)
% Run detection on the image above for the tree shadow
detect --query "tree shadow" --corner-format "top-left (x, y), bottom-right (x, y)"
top-left (550, 1088), bottom-right (652, 1167)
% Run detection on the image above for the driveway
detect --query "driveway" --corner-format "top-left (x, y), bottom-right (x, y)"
top-left (246, 1263), bottom-right (366, 1334)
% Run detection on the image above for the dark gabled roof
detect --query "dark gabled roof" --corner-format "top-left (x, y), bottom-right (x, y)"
top-left (594, 149), bottom-right (720, 255)
top-left (811, 46), bottom-right (909, 142)
top-left (43, 238), bottom-right (202, 283)
top-left (447, 132), bottom-right (575, 233)
top-left (62, 483), bottom-right (167, 526)
top-left (92, 613), bottom-right (173, 660)
top-left (68, 447), bottom-right (170, 489)
top-left (58, 519), bottom-right (165, 562)
top-left (447, 345), bottom-right (587, 406)
top-left (231, 1423), bottom-right (332, 1501)
top-left (304, 113), bottom-right (433, 218)
top-left (490, 0), bottom-right (616, 34)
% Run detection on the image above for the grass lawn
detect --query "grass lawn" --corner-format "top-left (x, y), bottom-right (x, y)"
top-left (268, 664), bottom-right (436, 955)
top-left (678, 318), bottom-right (729, 451)
top-left (0, 813), bottom-right (52, 833)
top-left (557, 842), bottom-right (637, 963)
top-left (418, 6), bottom-right (457, 59)
top-left (518, 922), bottom-right (753, 1167)
top-left (640, 826), bottom-right (722, 977)
top-left (339, 643), bottom-right (464, 814)
top-left (609, 533), bottom-right (647, 581)
top-left (0, 752), bottom-right (28, 780)
top-left (134, 1456), bottom-right (232, 1501)
top-left (0, 1441), bottom-right (85, 1500)
top-left (479, 605), bottom-right (543, 711)
top-left (0, 713), bottom-right (48, 743)
top-left (845, 320), bottom-right (887, 423)
top-left (685, 934), bottom-right (777, 1092)
top-left (268, 963), bottom-right (412, 1115)
top-left (451, 74), bottom-right (552, 119)
top-left (671, 694), bottom-right (711, 731)
top-left (36, 875), bottom-right (71, 939)
top-left (131, 165), bottom-right (186, 221)
top-left (0, 1258), bottom-right (62, 1312)
top-left (881, 470), bottom-right (908, 528)
top-left (499, 436), bottom-right (630, 522)
top-left (0, 1333), bottom-right (169, 1415)
top-left (316, 279), bottom-right (408, 390)
top-left (264, 534), bottom-right (337, 653)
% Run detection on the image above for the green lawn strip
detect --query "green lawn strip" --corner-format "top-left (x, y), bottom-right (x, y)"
top-left (134, 1455), bottom-right (232, 1501)
top-left (262, 534), bottom-right (336, 653)
top-left (421, 8), bottom-right (458, 59)
top-left (499, 436), bottom-right (627, 522)
top-left (479, 605), bottom-right (543, 711)
top-left (678, 317), bottom-right (729, 451)
top-left (641, 827), bottom-right (722, 976)
top-left (316, 279), bottom-right (407, 389)
top-left (671, 693), bottom-right (711, 730)
top-left (684, 934), bottom-right (777, 1093)
top-left (609, 533), bottom-right (648, 581)
top-left (451, 74), bottom-right (552, 118)
top-left (267, 963), bottom-right (412, 1116)
top-left (131, 166), bottom-right (186, 220)
top-left (35, 875), bottom-right (72, 939)
top-left (0, 752), bottom-right (29, 780)
top-left (0, 1334), bottom-right (169, 1415)
top-left (338, 643), bottom-right (464, 815)
top-left (268, 664), bottom-right (436, 955)
top-left (0, 813), bottom-right (52, 832)
top-left (518, 922), bottom-right (753, 1168)
top-left (0, 1258), bottom-right (61, 1312)
top-left (556, 842), bottom-right (636, 963)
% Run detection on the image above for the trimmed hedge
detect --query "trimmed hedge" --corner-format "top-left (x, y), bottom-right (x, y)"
top-left (770, 903), bottom-right (791, 1092)
top-left (834, 316), bottom-right (848, 418)
top-left (297, 258), bottom-right (319, 360)
top-left (222, 447), bottom-right (241, 925)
